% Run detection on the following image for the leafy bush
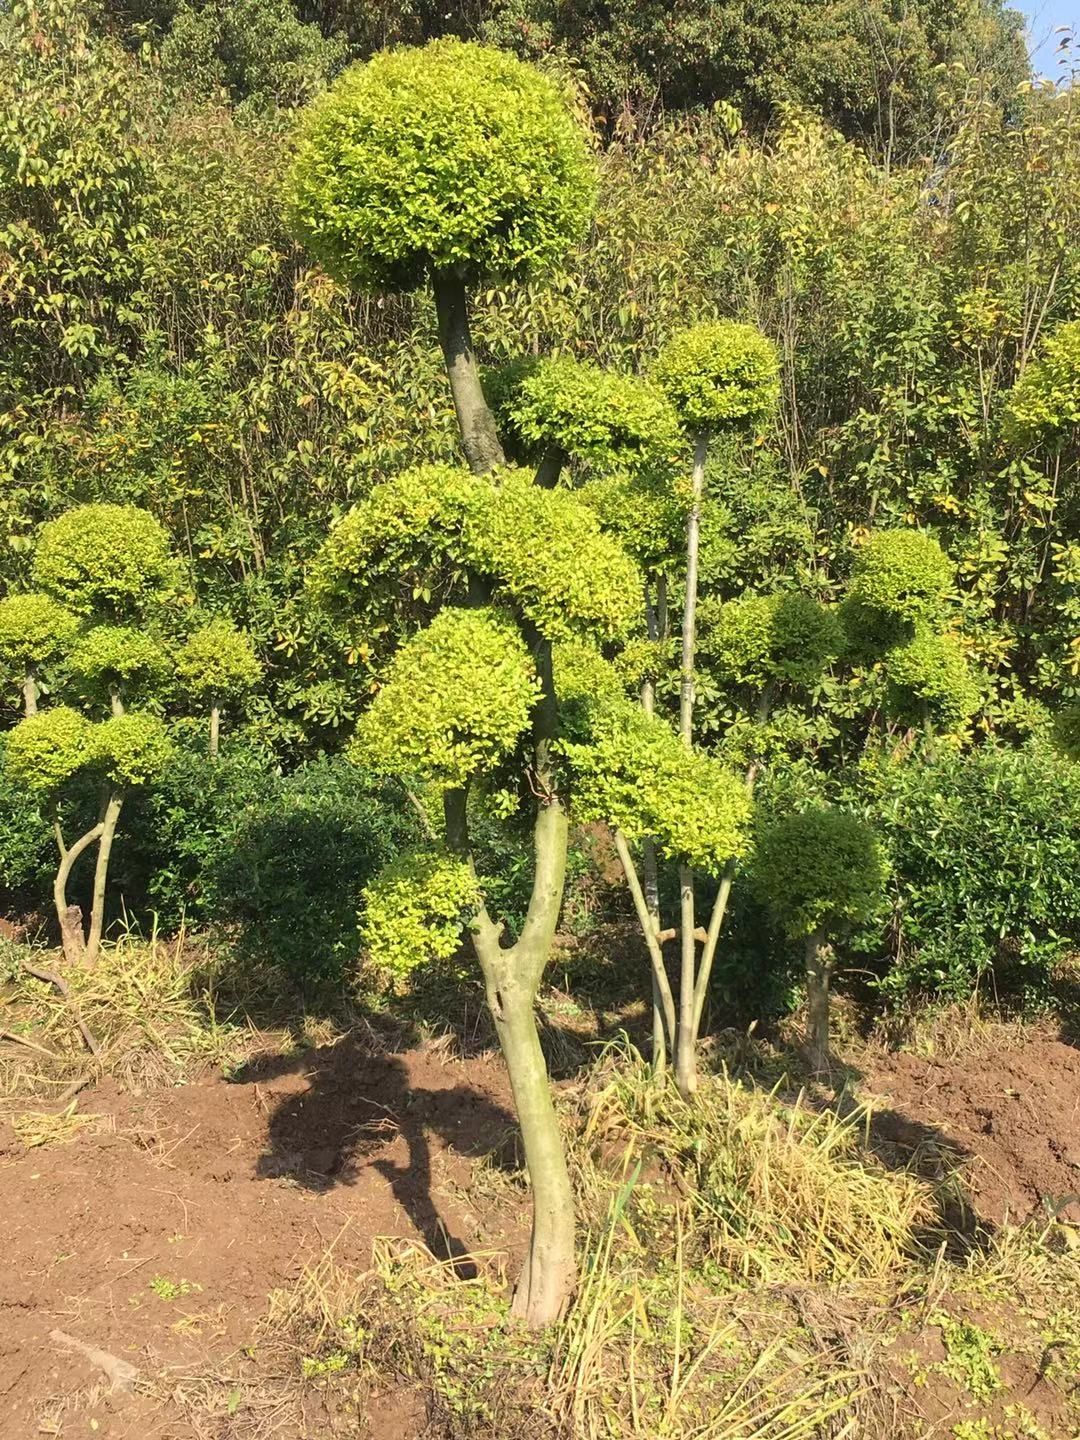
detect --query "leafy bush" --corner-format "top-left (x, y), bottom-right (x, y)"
top-left (0, 738), bottom-right (51, 894)
top-left (205, 756), bottom-right (416, 986)
top-left (859, 745), bottom-right (1080, 1003)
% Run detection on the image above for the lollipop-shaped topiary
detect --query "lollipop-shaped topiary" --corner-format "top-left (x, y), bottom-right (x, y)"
top-left (846, 529), bottom-right (955, 629)
top-left (649, 318), bottom-right (780, 1098)
top-left (885, 628), bottom-right (980, 733)
top-left (701, 592), bottom-right (843, 695)
top-left (175, 618), bottom-right (262, 756)
top-left (285, 40), bottom-right (596, 475)
top-left (33, 503), bottom-right (177, 619)
top-left (752, 809), bottom-right (886, 1073)
top-left (0, 591), bottom-right (80, 715)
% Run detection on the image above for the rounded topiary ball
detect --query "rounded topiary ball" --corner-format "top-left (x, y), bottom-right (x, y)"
top-left (1003, 320), bottom-right (1080, 445)
top-left (175, 618), bottom-right (261, 702)
top-left (95, 712), bottom-right (172, 787)
top-left (34, 504), bottom-right (177, 618)
top-left (751, 808), bottom-right (886, 941)
top-left (653, 320), bottom-right (780, 435)
top-left (68, 625), bottom-right (171, 697)
top-left (885, 628), bottom-right (980, 729)
top-left (0, 592), bottom-right (80, 670)
top-left (848, 529), bottom-right (954, 623)
top-left (284, 40), bottom-right (597, 291)
top-left (494, 355), bottom-right (681, 473)
top-left (3, 706), bottom-right (96, 793)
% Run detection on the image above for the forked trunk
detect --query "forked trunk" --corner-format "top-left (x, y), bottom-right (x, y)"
top-left (431, 267), bottom-right (505, 476)
top-left (805, 929), bottom-right (831, 1075)
top-left (51, 815), bottom-right (106, 967)
top-left (85, 787), bottom-right (124, 968)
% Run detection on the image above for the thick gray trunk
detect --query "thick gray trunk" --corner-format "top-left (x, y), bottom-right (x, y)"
top-left (431, 268), bottom-right (505, 476)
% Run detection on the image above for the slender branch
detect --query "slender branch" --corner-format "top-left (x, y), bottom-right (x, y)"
top-left (22, 963), bottom-right (100, 1056)
top-left (400, 782), bottom-right (439, 842)
top-left (613, 828), bottom-right (676, 1050)
top-left (85, 787), bottom-right (124, 968)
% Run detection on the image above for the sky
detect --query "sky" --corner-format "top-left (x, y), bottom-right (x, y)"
top-left (1023, 0), bottom-right (1080, 80)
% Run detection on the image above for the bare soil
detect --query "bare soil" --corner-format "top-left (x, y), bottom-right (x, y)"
top-left (1, 1025), bottom-right (1078, 1438)
top-left (0, 1037), bottom-right (526, 1439)
top-left (862, 1033), bottom-right (1080, 1226)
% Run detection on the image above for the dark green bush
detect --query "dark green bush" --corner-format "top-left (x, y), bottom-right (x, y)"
top-left (0, 737), bottom-right (52, 897)
top-left (204, 755), bottom-right (417, 987)
top-left (858, 745), bottom-right (1080, 1004)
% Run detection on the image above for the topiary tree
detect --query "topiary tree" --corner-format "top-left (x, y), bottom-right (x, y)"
top-left (1003, 320), bottom-right (1080, 446)
top-left (0, 591), bottom-right (80, 716)
top-left (751, 809), bottom-right (886, 1073)
top-left (646, 318), bottom-right (781, 1096)
top-left (284, 40), bottom-right (596, 475)
top-left (1, 504), bottom-right (180, 966)
top-left (3, 704), bottom-right (171, 965)
top-left (175, 617), bottom-right (262, 756)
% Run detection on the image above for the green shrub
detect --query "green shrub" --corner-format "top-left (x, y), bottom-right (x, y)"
top-left (751, 808), bottom-right (887, 941)
top-left (858, 745), bottom-right (1080, 1002)
top-left (0, 737), bottom-right (52, 893)
top-left (653, 320), bottom-right (780, 434)
top-left (205, 756), bottom-right (416, 986)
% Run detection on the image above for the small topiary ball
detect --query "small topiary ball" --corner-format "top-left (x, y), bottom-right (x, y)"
top-left (284, 40), bottom-right (597, 292)
top-left (360, 848), bottom-right (481, 988)
top-left (848, 530), bottom-right (954, 623)
top-left (34, 504), bottom-right (177, 617)
top-left (0, 592), bottom-right (80, 669)
top-left (175, 618), bottom-right (262, 703)
top-left (464, 470), bottom-right (643, 642)
top-left (308, 463), bottom-right (489, 613)
top-left (885, 629), bottom-right (980, 730)
top-left (353, 606), bottom-right (540, 789)
top-left (653, 320), bottom-right (780, 435)
top-left (702, 592), bottom-right (842, 689)
top-left (95, 712), bottom-right (172, 787)
top-left (494, 355), bottom-right (681, 474)
top-left (577, 467), bottom-right (688, 574)
top-left (1003, 319), bottom-right (1080, 445)
top-left (751, 808), bottom-right (887, 941)
top-left (3, 706), bottom-right (96, 792)
top-left (562, 695), bottom-right (751, 872)
top-left (68, 626), bottom-right (171, 699)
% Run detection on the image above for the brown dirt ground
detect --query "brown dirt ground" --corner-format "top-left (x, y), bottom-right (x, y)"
top-left (2, 1027), bottom-right (1079, 1438)
top-left (861, 1034), bottom-right (1080, 1227)
top-left (0, 1036), bottom-right (527, 1440)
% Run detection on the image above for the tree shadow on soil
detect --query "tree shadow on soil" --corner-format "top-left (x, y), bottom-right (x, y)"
top-left (230, 1035), bottom-right (519, 1276)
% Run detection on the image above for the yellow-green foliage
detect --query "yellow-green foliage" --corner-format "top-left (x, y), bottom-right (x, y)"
top-left (552, 640), bottom-right (628, 704)
top-left (751, 808), bottom-right (886, 940)
top-left (175, 618), bottom-right (261, 702)
top-left (68, 625), bottom-right (170, 699)
top-left (284, 40), bottom-right (596, 291)
top-left (563, 696), bottom-right (750, 872)
top-left (577, 467), bottom-right (688, 573)
top-left (3, 706), bottom-right (96, 792)
top-left (886, 628), bottom-right (980, 729)
top-left (653, 320), bottom-right (780, 434)
top-left (95, 712), bottom-right (172, 787)
top-left (848, 529), bottom-right (954, 623)
top-left (0, 592), bottom-right (79, 668)
top-left (33, 503), bottom-right (177, 617)
top-left (308, 463), bottom-right (485, 610)
top-left (837, 594), bottom-right (911, 662)
top-left (1004, 319), bottom-right (1080, 443)
top-left (497, 355), bottom-right (681, 473)
top-left (465, 470), bottom-right (642, 641)
top-left (360, 849), bottom-right (480, 984)
top-left (702, 591), bottom-right (842, 689)
top-left (353, 607), bottom-right (539, 788)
